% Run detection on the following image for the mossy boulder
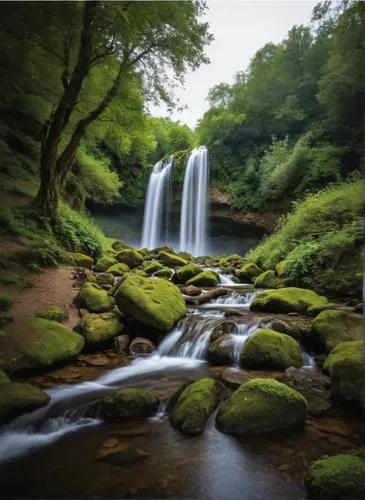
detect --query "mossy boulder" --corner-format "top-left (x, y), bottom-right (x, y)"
top-left (74, 283), bottom-right (115, 313)
top-left (216, 378), bottom-right (307, 435)
top-left (143, 261), bottom-right (164, 275)
top-left (85, 273), bottom-right (97, 283)
top-left (275, 260), bottom-right (288, 277)
top-left (16, 318), bottom-right (85, 370)
top-left (0, 370), bottom-right (10, 384)
top-left (115, 275), bottom-right (186, 333)
top-left (159, 251), bottom-right (187, 267)
top-left (74, 313), bottom-right (124, 348)
top-left (0, 383), bottom-right (50, 425)
top-left (208, 335), bottom-right (236, 365)
top-left (323, 340), bottom-right (365, 404)
top-left (0, 292), bottom-right (13, 312)
top-left (102, 388), bottom-right (160, 420)
top-left (240, 329), bottom-right (303, 370)
top-left (169, 378), bottom-right (224, 435)
top-left (112, 240), bottom-right (132, 252)
top-left (236, 263), bottom-right (262, 283)
top-left (106, 262), bottom-right (130, 277)
top-left (186, 271), bottom-right (219, 287)
top-left (94, 256), bottom-right (118, 272)
top-left (72, 253), bottom-right (93, 269)
top-left (177, 251), bottom-right (193, 261)
top-left (251, 287), bottom-right (330, 315)
top-left (175, 264), bottom-right (203, 284)
top-left (311, 310), bottom-right (362, 353)
top-left (154, 267), bottom-right (172, 279)
top-left (36, 306), bottom-right (68, 323)
top-left (96, 273), bottom-right (115, 287)
top-left (254, 270), bottom-right (283, 289)
top-left (131, 269), bottom-right (148, 278)
top-left (219, 254), bottom-right (244, 267)
top-left (116, 249), bottom-right (144, 269)
top-left (306, 454), bottom-right (365, 499)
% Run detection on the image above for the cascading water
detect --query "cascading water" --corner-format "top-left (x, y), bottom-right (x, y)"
top-left (231, 322), bottom-right (259, 366)
top-left (180, 146), bottom-right (209, 256)
top-left (141, 156), bottom-right (173, 249)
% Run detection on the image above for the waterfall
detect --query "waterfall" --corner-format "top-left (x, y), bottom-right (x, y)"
top-left (180, 146), bottom-right (209, 256)
top-left (141, 156), bottom-right (173, 249)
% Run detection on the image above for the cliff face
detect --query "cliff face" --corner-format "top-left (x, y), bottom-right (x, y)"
top-left (209, 187), bottom-right (231, 205)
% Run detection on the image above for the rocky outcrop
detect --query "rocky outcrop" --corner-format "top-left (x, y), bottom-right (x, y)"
top-left (102, 388), bottom-right (161, 420)
top-left (0, 382), bottom-right (50, 424)
top-left (74, 282), bottom-right (115, 313)
top-left (74, 312), bottom-right (124, 349)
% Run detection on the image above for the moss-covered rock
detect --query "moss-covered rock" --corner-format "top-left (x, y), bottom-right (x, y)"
top-left (85, 273), bottom-right (97, 283)
top-left (254, 270), bottom-right (283, 289)
top-left (94, 256), bottom-right (118, 272)
top-left (115, 275), bottom-right (186, 333)
top-left (175, 264), bottom-right (203, 284)
top-left (72, 253), bottom-right (93, 269)
top-left (36, 306), bottom-right (68, 323)
top-left (311, 310), bottom-right (362, 353)
top-left (106, 262), bottom-right (130, 277)
top-left (112, 240), bottom-right (132, 252)
top-left (0, 382), bottom-right (50, 425)
top-left (74, 283), bottom-right (115, 313)
top-left (251, 287), bottom-right (330, 315)
top-left (154, 267), bottom-right (172, 279)
top-left (0, 370), bottom-right (10, 384)
top-left (169, 378), bottom-right (224, 435)
top-left (143, 261), bottom-right (164, 275)
top-left (236, 263), bottom-right (262, 283)
top-left (0, 292), bottom-right (13, 312)
top-left (159, 251), bottom-right (187, 267)
top-left (132, 269), bottom-right (148, 278)
top-left (186, 271), bottom-right (219, 287)
top-left (177, 251), bottom-right (193, 261)
top-left (116, 249), bottom-right (144, 269)
top-left (240, 329), bottom-right (303, 370)
top-left (216, 378), bottom-right (307, 435)
top-left (323, 340), bottom-right (364, 404)
top-left (96, 273), bottom-right (115, 287)
top-left (219, 254), bottom-right (244, 267)
top-left (258, 316), bottom-right (312, 343)
top-left (306, 454), bottom-right (365, 499)
top-left (208, 335), bottom-right (236, 365)
top-left (74, 313), bottom-right (124, 349)
top-left (17, 318), bottom-right (85, 370)
top-left (102, 388), bottom-right (160, 420)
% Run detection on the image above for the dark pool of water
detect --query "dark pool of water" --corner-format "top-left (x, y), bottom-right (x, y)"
top-left (90, 202), bottom-right (266, 256)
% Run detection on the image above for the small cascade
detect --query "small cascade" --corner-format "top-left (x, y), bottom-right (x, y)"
top-left (231, 322), bottom-right (260, 366)
top-left (180, 146), bottom-right (209, 256)
top-left (301, 347), bottom-right (317, 371)
top-left (158, 318), bottom-right (213, 359)
top-left (212, 291), bottom-right (257, 308)
top-left (141, 156), bottom-right (173, 249)
top-left (218, 273), bottom-right (235, 285)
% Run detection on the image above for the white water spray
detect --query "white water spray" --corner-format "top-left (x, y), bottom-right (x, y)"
top-left (180, 146), bottom-right (209, 256)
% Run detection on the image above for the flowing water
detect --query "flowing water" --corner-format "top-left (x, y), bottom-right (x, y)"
top-left (180, 146), bottom-right (209, 255)
top-left (141, 156), bottom-right (173, 249)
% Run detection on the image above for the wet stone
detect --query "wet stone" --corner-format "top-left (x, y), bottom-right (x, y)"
top-left (95, 438), bottom-right (150, 465)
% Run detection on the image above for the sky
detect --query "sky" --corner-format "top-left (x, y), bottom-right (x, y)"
top-left (151, 0), bottom-right (317, 129)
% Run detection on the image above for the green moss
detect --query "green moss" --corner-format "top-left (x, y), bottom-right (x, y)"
top-left (0, 273), bottom-right (34, 288)
top-left (170, 378), bottom-right (223, 435)
top-left (106, 262), bottom-right (130, 277)
top-left (0, 382), bottom-right (50, 425)
top-left (74, 282), bottom-right (115, 313)
top-left (96, 273), bottom-right (115, 286)
top-left (115, 275), bottom-right (186, 333)
top-left (72, 253), bottom-right (93, 269)
top-left (102, 388), bottom-right (160, 420)
top-left (236, 263), bottom-right (262, 283)
top-left (143, 261), bottom-right (164, 275)
top-left (116, 249), bottom-right (144, 269)
top-left (240, 329), bottom-right (303, 370)
top-left (323, 340), bottom-right (364, 404)
top-left (219, 254), bottom-right (244, 267)
top-left (85, 273), bottom-right (97, 283)
top-left (275, 260), bottom-right (288, 277)
top-left (216, 378), bottom-right (307, 435)
top-left (17, 318), bottom-right (85, 370)
top-left (306, 455), bottom-right (365, 499)
top-left (312, 310), bottom-right (362, 353)
top-left (186, 271), bottom-right (219, 287)
top-left (74, 312), bottom-right (123, 348)
top-left (0, 370), bottom-right (10, 384)
top-left (111, 240), bottom-right (132, 252)
top-left (154, 267), bottom-right (172, 278)
top-left (36, 306), bottom-right (68, 323)
top-left (0, 292), bottom-right (13, 312)
top-left (177, 251), bottom-right (193, 261)
top-left (251, 287), bottom-right (330, 315)
top-left (175, 264), bottom-right (203, 284)
top-left (254, 270), bottom-right (283, 289)
top-left (94, 255), bottom-right (118, 272)
top-left (159, 251), bottom-right (187, 267)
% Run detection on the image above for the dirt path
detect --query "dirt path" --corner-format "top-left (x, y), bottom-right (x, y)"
top-left (0, 266), bottom-right (80, 370)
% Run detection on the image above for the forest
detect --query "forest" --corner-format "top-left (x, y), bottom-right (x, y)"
top-left (0, 1), bottom-right (364, 499)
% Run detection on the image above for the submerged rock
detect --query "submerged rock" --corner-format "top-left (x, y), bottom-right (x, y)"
top-left (129, 337), bottom-right (156, 355)
top-left (115, 275), bottom-right (186, 333)
top-left (311, 309), bottom-right (362, 353)
top-left (175, 264), bottom-right (203, 284)
top-left (169, 378), bottom-right (224, 435)
top-left (116, 249), bottom-right (144, 269)
top-left (94, 255), bottom-right (118, 273)
top-left (216, 378), bottom-right (307, 435)
top-left (251, 287), bottom-right (330, 316)
top-left (159, 251), bottom-right (187, 267)
top-left (74, 282), bottom-right (115, 313)
top-left (96, 439), bottom-right (149, 465)
top-left (74, 312), bottom-right (124, 349)
top-left (0, 383), bottom-right (50, 424)
top-left (236, 263), bottom-right (262, 283)
top-left (102, 388), bottom-right (160, 420)
top-left (186, 271), bottom-right (219, 287)
top-left (240, 329), bottom-right (303, 370)
top-left (306, 454), bottom-right (365, 499)
top-left (36, 306), bottom-right (68, 323)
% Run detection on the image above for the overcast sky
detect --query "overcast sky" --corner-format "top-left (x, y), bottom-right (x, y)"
top-left (151, 0), bottom-right (317, 129)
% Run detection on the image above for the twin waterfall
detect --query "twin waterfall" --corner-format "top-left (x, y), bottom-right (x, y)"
top-left (141, 146), bottom-right (209, 256)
